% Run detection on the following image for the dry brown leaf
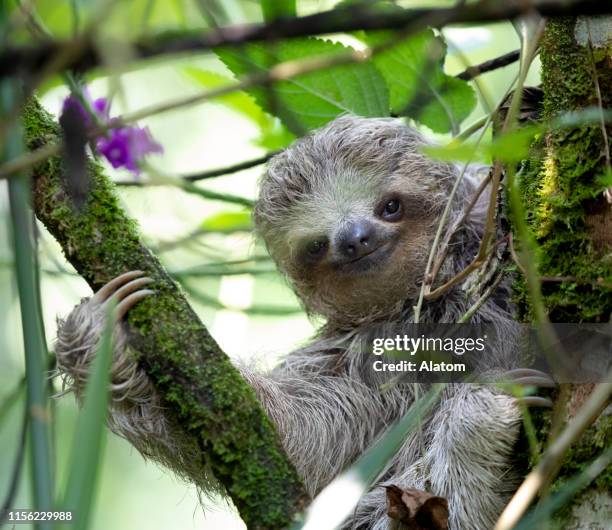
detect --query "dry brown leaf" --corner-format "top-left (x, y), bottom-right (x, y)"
top-left (385, 485), bottom-right (449, 530)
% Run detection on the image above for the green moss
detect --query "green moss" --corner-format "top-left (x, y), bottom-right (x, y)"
top-left (511, 17), bottom-right (612, 526)
top-left (520, 410), bottom-right (612, 522)
top-left (514, 19), bottom-right (612, 322)
top-left (23, 98), bottom-right (307, 528)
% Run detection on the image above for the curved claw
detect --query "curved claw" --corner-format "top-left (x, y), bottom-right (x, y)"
top-left (110, 277), bottom-right (154, 304)
top-left (92, 270), bottom-right (145, 304)
top-left (512, 376), bottom-right (557, 389)
top-left (519, 396), bottom-right (553, 408)
top-left (504, 368), bottom-right (556, 386)
top-left (116, 289), bottom-right (155, 319)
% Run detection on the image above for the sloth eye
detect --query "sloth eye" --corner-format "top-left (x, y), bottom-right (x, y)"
top-left (380, 198), bottom-right (403, 221)
top-left (306, 239), bottom-right (328, 258)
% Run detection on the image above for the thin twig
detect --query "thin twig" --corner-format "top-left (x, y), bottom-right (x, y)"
top-left (424, 160), bottom-right (504, 300)
top-left (413, 114), bottom-right (493, 321)
top-left (456, 49), bottom-right (521, 80)
top-left (457, 269), bottom-right (506, 323)
top-left (421, 20), bottom-right (545, 304)
top-left (116, 152), bottom-right (278, 186)
top-left (508, 232), bottom-right (527, 275)
top-left (428, 167), bottom-right (493, 286)
top-left (493, 377), bottom-right (612, 530)
top-left (413, 70), bottom-right (524, 320)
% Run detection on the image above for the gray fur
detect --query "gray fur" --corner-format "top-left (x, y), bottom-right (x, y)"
top-left (56, 115), bottom-right (523, 529)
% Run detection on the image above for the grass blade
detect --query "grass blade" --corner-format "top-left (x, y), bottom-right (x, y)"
top-left (61, 303), bottom-right (115, 530)
top-left (3, 82), bottom-right (54, 518)
top-left (513, 446), bottom-right (612, 530)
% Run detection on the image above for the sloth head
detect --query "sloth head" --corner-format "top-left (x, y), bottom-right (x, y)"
top-left (254, 115), bottom-right (459, 326)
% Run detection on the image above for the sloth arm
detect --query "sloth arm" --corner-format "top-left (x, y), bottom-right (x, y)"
top-left (55, 272), bottom-right (383, 497)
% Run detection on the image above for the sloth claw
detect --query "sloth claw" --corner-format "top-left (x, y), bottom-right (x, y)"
top-left (109, 277), bottom-right (154, 305)
top-left (518, 396), bottom-right (553, 408)
top-left (90, 271), bottom-right (154, 319)
top-left (503, 368), bottom-right (556, 388)
top-left (116, 289), bottom-right (155, 320)
top-left (511, 376), bottom-right (557, 389)
top-left (92, 270), bottom-right (145, 304)
top-left (501, 368), bottom-right (556, 408)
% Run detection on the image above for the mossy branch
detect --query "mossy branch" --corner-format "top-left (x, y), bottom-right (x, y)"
top-left (516, 17), bottom-right (612, 322)
top-left (511, 16), bottom-right (612, 526)
top-left (22, 98), bottom-right (307, 530)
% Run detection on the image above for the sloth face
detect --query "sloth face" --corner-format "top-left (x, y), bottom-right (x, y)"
top-left (255, 115), bottom-right (455, 325)
top-left (280, 175), bottom-right (439, 324)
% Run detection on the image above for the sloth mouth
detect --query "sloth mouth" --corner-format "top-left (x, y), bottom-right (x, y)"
top-left (334, 241), bottom-right (395, 274)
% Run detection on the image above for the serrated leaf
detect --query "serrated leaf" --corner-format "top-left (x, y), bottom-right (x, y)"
top-left (200, 210), bottom-right (253, 232)
top-left (368, 30), bottom-right (476, 134)
top-left (260, 0), bottom-right (296, 21)
top-left (216, 38), bottom-right (389, 134)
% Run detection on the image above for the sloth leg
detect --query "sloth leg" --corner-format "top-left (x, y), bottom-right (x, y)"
top-left (423, 385), bottom-right (524, 530)
top-left (351, 385), bottom-right (531, 530)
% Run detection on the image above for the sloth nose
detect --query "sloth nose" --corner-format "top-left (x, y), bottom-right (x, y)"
top-left (337, 220), bottom-right (375, 260)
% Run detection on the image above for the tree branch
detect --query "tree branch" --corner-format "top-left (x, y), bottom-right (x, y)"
top-left (115, 152), bottom-right (279, 186)
top-left (2, 0), bottom-right (610, 78)
top-left (22, 98), bottom-right (307, 529)
top-left (455, 49), bottom-right (520, 81)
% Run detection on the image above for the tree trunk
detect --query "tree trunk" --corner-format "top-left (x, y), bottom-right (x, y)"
top-left (22, 98), bottom-right (307, 530)
top-left (516, 16), bottom-right (612, 527)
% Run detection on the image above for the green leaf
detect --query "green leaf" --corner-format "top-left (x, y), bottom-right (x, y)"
top-left (488, 127), bottom-right (537, 163)
top-left (216, 38), bottom-right (389, 134)
top-left (260, 0), bottom-right (296, 21)
top-left (423, 127), bottom-right (540, 164)
top-left (183, 68), bottom-right (295, 150)
top-left (183, 68), bottom-right (268, 125)
top-left (368, 30), bottom-right (476, 134)
top-left (62, 305), bottom-right (115, 530)
top-left (422, 142), bottom-right (486, 163)
top-left (200, 210), bottom-right (253, 232)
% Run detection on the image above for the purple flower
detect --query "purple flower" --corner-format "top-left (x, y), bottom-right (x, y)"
top-left (97, 126), bottom-right (163, 174)
top-left (61, 95), bottom-right (92, 126)
top-left (61, 87), bottom-right (163, 175)
top-left (61, 92), bottom-right (108, 127)
top-left (92, 97), bottom-right (109, 118)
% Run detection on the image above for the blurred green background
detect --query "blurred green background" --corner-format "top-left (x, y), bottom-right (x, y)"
top-left (0, 1), bottom-right (540, 528)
